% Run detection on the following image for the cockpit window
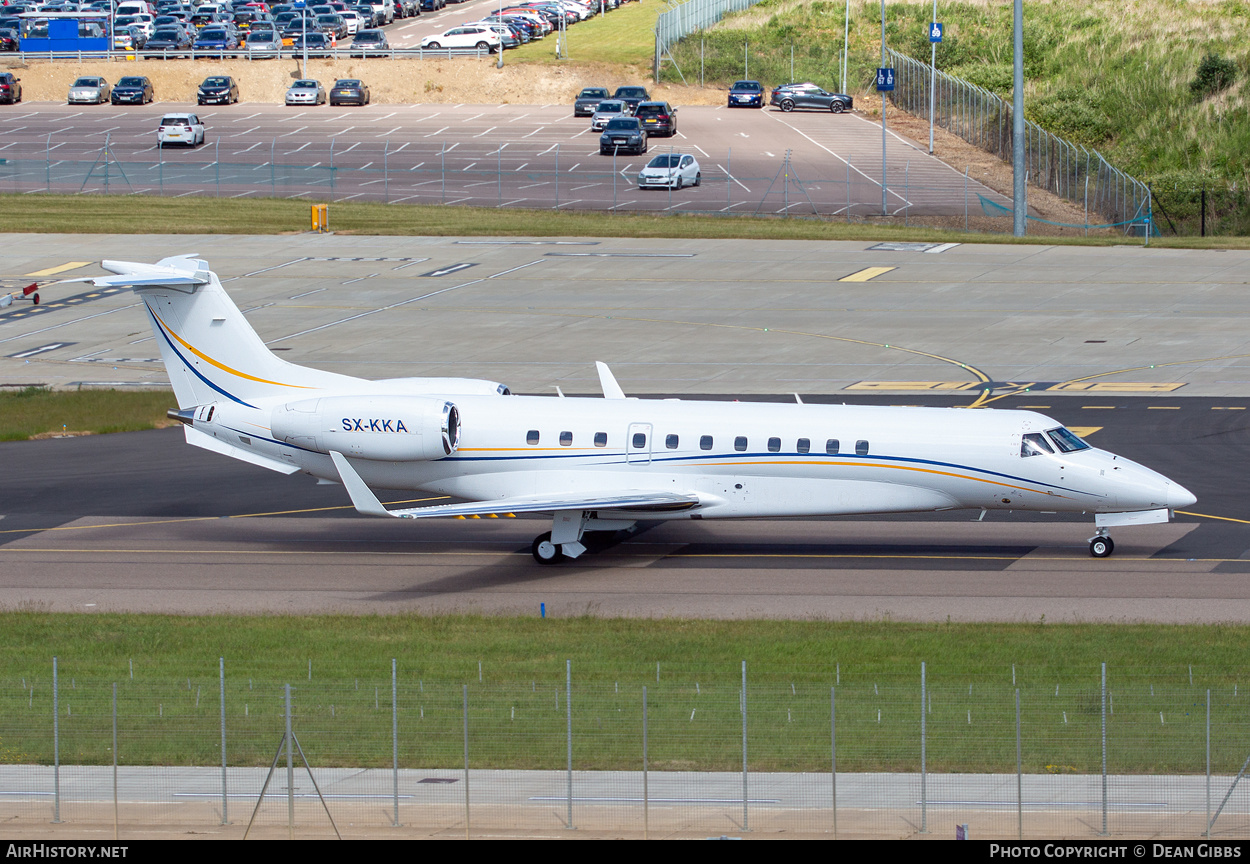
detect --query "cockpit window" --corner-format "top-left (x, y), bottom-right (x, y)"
top-left (1047, 427), bottom-right (1090, 453)
top-left (1020, 432), bottom-right (1054, 457)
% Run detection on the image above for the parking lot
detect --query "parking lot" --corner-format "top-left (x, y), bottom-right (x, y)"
top-left (0, 100), bottom-right (1008, 216)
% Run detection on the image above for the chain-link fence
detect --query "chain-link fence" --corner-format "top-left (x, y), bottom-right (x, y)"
top-left (886, 48), bottom-right (1150, 233)
top-left (654, 0), bottom-right (766, 83)
top-left (5, 660), bottom-right (1250, 838)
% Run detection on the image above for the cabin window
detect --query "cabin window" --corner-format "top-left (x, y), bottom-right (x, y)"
top-left (767, 437), bottom-right (781, 452)
top-left (1047, 427), bottom-right (1091, 453)
top-left (797, 438), bottom-right (810, 454)
top-left (594, 432), bottom-right (608, 447)
top-left (666, 434), bottom-right (679, 449)
top-left (559, 431), bottom-right (573, 446)
top-left (632, 432), bottom-right (647, 449)
top-left (700, 435), bottom-right (713, 450)
top-left (1021, 432), bottom-right (1054, 458)
top-left (734, 436), bottom-right (748, 452)
top-left (855, 440), bottom-right (869, 456)
top-left (826, 438), bottom-right (840, 455)
top-left (526, 430), bottom-right (540, 445)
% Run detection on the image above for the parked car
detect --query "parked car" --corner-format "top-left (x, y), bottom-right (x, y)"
top-left (315, 12), bottom-right (346, 38)
top-left (633, 100), bottom-right (677, 137)
top-left (0, 28), bottom-right (17, 51)
top-left (197, 75), bottom-right (239, 104)
top-left (611, 85), bottom-right (649, 112)
top-left (285, 78), bottom-right (326, 105)
top-left (419, 0), bottom-right (443, 11)
top-left (290, 29), bottom-right (334, 52)
top-left (348, 27), bottom-right (387, 55)
top-left (637, 152), bottom-right (700, 189)
top-left (573, 86), bottom-right (608, 117)
top-left (194, 25), bottom-right (241, 53)
top-left (339, 8), bottom-right (361, 32)
top-left (112, 24), bottom-right (148, 49)
top-left (144, 25), bottom-right (194, 51)
top-left (0, 71), bottom-right (21, 104)
top-left (420, 25), bottom-right (499, 52)
top-left (110, 75), bottom-right (153, 104)
top-left (727, 79), bottom-right (764, 108)
top-left (590, 99), bottom-right (628, 130)
top-left (68, 76), bottom-right (110, 104)
top-left (329, 78), bottom-right (369, 106)
top-left (769, 82), bottom-right (853, 113)
top-left (244, 27), bottom-right (280, 54)
top-left (157, 112), bottom-right (205, 147)
top-left (599, 116), bottom-right (646, 155)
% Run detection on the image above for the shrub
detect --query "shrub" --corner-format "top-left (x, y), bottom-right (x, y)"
top-left (1190, 53), bottom-right (1237, 99)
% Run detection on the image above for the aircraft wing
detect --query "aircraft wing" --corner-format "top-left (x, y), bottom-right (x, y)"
top-left (330, 451), bottom-right (699, 519)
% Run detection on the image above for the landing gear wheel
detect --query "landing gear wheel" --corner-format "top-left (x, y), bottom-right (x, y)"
top-left (1090, 536), bottom-right (1114, 558)
top-left (532, 532), bottom-right (565, 565)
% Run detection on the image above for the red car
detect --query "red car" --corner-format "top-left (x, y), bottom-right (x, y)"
top-left (0, 71), bottom-right (20, 104)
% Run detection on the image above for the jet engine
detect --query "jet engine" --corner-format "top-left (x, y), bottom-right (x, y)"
top-left (271, 396), bottom-right (461, 461)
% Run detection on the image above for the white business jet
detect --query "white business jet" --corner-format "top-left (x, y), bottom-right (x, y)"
top-left (86, 255), bottom-right (1196, 563)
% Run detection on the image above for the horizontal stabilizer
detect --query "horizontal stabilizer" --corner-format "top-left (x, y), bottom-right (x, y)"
top-left (330, 450), bottom-right (699, 520)
top-left (89, 255), bottom-right (210, 290)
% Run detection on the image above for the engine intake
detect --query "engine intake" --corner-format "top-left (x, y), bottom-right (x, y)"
top-left (271, 396), bottom-right (461, 461)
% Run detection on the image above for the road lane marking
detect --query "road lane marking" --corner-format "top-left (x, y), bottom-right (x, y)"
top-left (839, 266), bottom-right (895, 282)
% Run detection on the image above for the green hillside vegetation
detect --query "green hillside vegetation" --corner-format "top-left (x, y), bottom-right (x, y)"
top-left (668, 0), bottom-right (1250, 226)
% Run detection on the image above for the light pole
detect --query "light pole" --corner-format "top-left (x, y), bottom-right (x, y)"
top-left (880, 0), bottom-right (887, 216)
top-left (928, 0), bottom-right (937, 154)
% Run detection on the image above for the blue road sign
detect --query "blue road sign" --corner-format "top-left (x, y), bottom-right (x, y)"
top-left (929, 22), bottom-right (943, 43)
top-left (876, 67), bottom-right (895, 92)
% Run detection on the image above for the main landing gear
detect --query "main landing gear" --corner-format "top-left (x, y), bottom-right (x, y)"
top-left (1089, 532), bottom-right (1115, 558)
top-left (531, 511), bottom-right (637, 564)
top-left (532, 532), bottom-right (564, 565)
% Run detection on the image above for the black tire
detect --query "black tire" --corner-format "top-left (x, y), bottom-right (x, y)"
top-left (694, 171), bottom-right (700, 187)
top-left (426, 40), bottom-right (439, 48)
top-left (674, 176), bottom-right (682, 190)
top-left (781, 99), bottom-right (794, 112)
top-left (1090, 536), bottom-right (1114, 558)
top-left (475, 40), bottom-right (488, 50)
top-left (532, 532), bottom-right (564, 565)
top-left (830, 101), bottom-right (844, 114)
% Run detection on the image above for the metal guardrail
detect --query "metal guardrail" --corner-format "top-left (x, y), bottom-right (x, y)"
top-left (12, 45), bottom-right (499, 61)
top-left (887, 47), bottom-right (1149, 232)
top-left (653, 0), bottom-right (765, 82)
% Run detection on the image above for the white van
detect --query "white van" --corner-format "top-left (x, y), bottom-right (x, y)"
top-left (115, 2), bottom-right (155, 18)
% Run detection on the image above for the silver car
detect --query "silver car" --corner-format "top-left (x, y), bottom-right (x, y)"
top-left (245, 29), bottom-right (281, 57)
top-left (637, 152), bottom-right (701, 189)
top-left (590, 99), bottom-right (628, 131)
top-left (67, 76), bottom-right (110, 104)
top-left (285, 78), bottom-right (326, 106)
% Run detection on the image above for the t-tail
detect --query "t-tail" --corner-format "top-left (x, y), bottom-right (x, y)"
top-left (90, 255), bottom-right (359, 409)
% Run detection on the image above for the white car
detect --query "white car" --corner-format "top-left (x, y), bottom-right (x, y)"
top-left (421, 26), bottom-right (501, 52)
top-left (637, 152), bottom-right (700, 189)
top-left (590, 99), bottom-right (628, 130)
top-left (157, 112), bottom-right (205, 147)
top-left (340, 10), bottom-right (361, 34)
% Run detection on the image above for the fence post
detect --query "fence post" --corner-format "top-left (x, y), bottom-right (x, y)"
top-left (964, 165), bottom-right (970, 231)
top-left (330, 137), bottom-right (336, 198)
top-left (112, 682), bottom-right (118, 842)
top-left (643, 685), bottom-right (649, 841)
top-left (741, 659), bottom-right (748, 831)
top-left (285, 683), bottom-right (294, 840)
top-left (831, 686), bottom-right (837, 839)
top-left (846, 157), bottom-right (851, 222)
top-left (463, 684), bottom-right (470, 840)
top-left (1100, 662), bottom-right (1108, 836)
top-left (220, 657), bottom-right (227, 825)
top-left (45, 133), bottom-right (51, 193)
top-left (1016, 687), bottom-right (1022, 840)
top-left (440, 142), bottom-right (446, 204)
top-left (392, 658), bottom-right (399, 827)
top-left (727, 147), bottom-right (731, 211)
top-left (384, 140), bottom-right (389, 204)
top-left (566, 658), bottom-right (574, 830)
top-left (214, 138), bottom-right (220, 198)
top-left (920, 661), bottom-right (927, 833)
top-left (555, 143), bottom-right (560, 209)
top-left (1206, 688), bottom-right (1211, 838)
top-left (53, 656), bottom-right (60, 824)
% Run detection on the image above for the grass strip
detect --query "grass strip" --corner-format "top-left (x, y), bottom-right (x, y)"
top-left (0, 614), bottom-right (1246, 772)
top-left (0, 387), bottom-right (176, 441)
top-left (2, 193), bottom-right (1247, 247)
top-left (507, 0), bottom-right (659, 67)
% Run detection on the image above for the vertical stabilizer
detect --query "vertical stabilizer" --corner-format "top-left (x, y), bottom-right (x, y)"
top-left (91, 255), bottom-right (356, 408)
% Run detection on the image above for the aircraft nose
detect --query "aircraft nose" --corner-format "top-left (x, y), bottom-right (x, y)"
top-left (1167, 481), bottom-right (1197, 510)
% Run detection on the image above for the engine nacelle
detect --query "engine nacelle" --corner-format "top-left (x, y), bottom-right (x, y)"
top-left (271, 396), bottom-right (461, 461)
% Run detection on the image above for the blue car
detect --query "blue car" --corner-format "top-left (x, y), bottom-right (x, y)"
top-left (728, 79), bottom-right (764, 108)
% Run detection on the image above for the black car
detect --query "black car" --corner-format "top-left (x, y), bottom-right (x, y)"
top-left (0, 28), bottom-right (18, 51)
top-left (144, 26), bottom-right (194, 52)
top-left (329, 78), bottom-right (370, 106)
top-left (633, 100), bottom-right (677, 137)
top-left (769, 82), bottom-right (853, 114)
top-left (612, 85), bottom-right (649, 113)
top-left (573, 86), bottom-right (608, 117)
top-left (349, 28), bottom-right (388, 55)
top-left (0, 72), bottom-right (20, 104)
top-left (197, 75), bottom-right (239, 105)
top-left (111, 75), bottom-right (154, 104)
top-left (727, 79), bottom-right (764, 108)
top-left (599, 117), bottom-right (646, 155)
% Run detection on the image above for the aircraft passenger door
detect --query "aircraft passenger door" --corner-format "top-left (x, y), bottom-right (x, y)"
top-left (626, 422), bottom-right (652, 464)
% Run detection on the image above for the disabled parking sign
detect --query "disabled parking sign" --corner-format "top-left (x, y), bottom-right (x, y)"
top-left (929, 22), bottom-right (943, 43)
top-left (876, 68), bottom-right (895, 91)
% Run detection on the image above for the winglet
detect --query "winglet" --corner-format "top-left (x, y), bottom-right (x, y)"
top-left (330, 451), bottom-right (395, 518)
top-left (595, 361), bottom-right (626, 399)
